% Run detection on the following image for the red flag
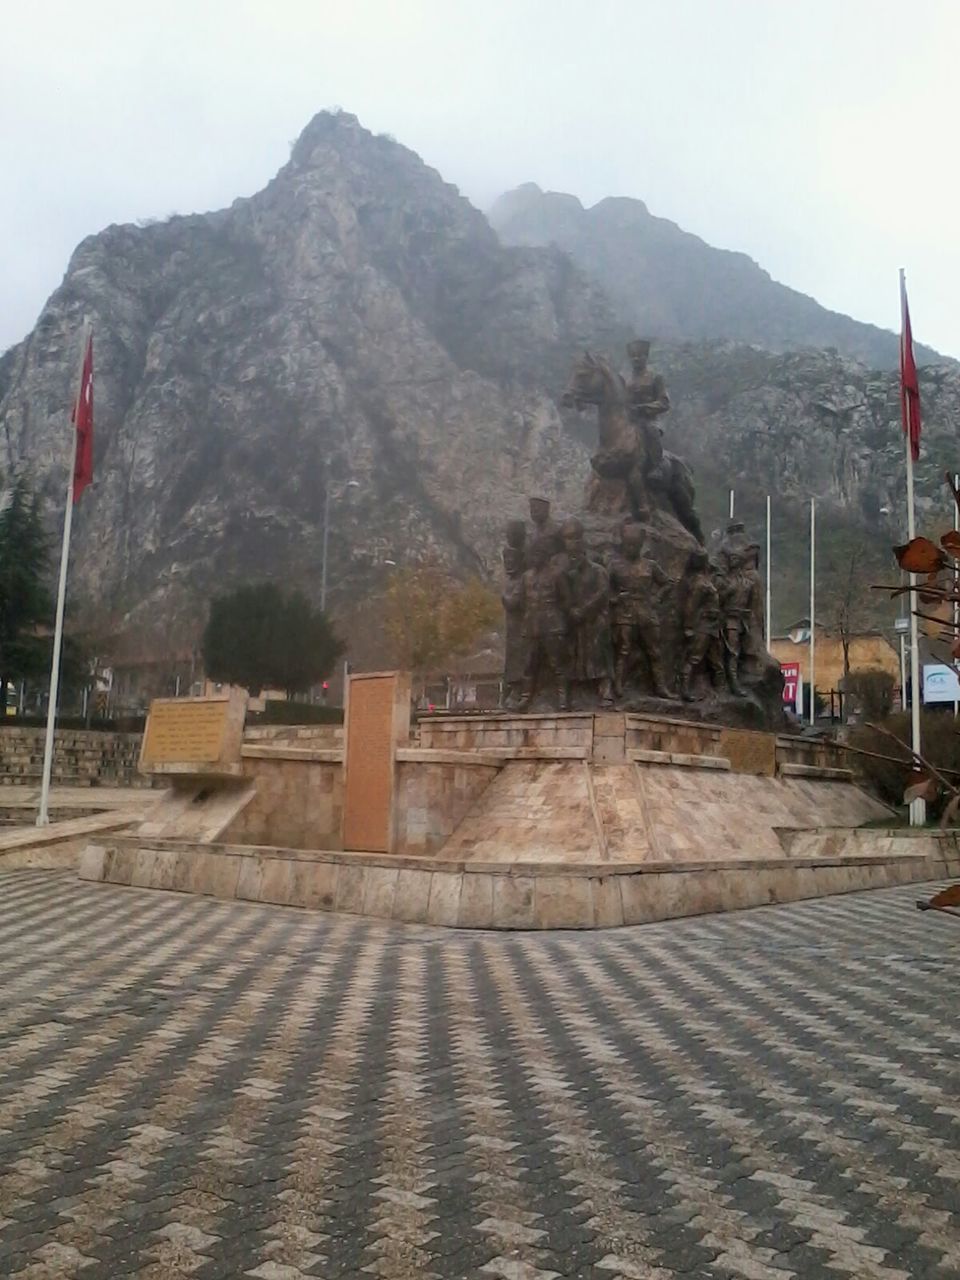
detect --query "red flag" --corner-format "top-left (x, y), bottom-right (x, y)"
top-left (900, 272), bottom-right (921, 463)
top-left (72, 334), bottom-right (93, 502)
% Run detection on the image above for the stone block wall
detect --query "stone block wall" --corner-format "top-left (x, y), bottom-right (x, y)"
top-left (394, 761), bottom-right (500, 856)
top-left (222, 757), bottom-right (343, 849)
top-left (626, 715), bottom-right (723, 758)
top-left (81, 833), bottom-right (960, 930)
top-left (243, 725), bottom-right (343, 747)
top-left (0, 727), bottom-right (146, 787)
top-left (776, 735), bottom-right (843, 770)
top-left (417, 714), bottom-right (593, 752)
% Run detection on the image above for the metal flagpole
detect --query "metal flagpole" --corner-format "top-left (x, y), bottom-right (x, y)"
top-left (728, 489), bottom-right (735, 520)
top-left (901, 270), bottom-right (925, 826)
top-left (899, 632), bottom-right (907, 710)
top-left (765, 493), bottom-right (772, 649)
top-left (809, 496), bottom-right (815, 726)
top-left (37, 321), bottom-right (89, 827)
top-left (954, 473), bottom-right (958, 719)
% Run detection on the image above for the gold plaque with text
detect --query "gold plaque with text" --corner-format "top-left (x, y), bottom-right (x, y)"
top-left (718, 728), bottom-right (777, 777)
top-left (141, 699), bottom-right (230, 766)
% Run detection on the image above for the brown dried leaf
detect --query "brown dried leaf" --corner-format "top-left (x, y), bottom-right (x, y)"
top-left (942, 530), bottom-right (960, 560)
top-left (939, 796), bottom-right (960, 832)
top-left (919, 571), bottom-right (944, 604)
top-left (904, 774), bottom-right (939, 804)
top-left (895, 537), bottom-right (947, 574)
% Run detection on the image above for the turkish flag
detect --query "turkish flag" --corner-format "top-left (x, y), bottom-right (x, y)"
top-left (900, 273), bottom-right (921, 463)
top-left (72, 335), bottom-right (93, 502)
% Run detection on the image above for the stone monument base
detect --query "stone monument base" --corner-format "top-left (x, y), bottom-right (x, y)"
top-left (74, 711), bottom-right (957, 928)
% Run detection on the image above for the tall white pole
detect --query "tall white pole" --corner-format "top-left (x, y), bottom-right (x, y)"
top-left (900, 268), bottom-right (925, 825)
top-left (728, 488), bottom-right (735, 520)
top-left (899, 633), bottom-right (907, 711)
top-left (814, 494), bottom-right (819, 727)
top-left (905, 429), bottom-right (925, 825)
top-left (320, 479), bottom-right (331, 614)
top-left (953, 474), bottom-right (958, 719)
top-left (765, 493), bottom-right (772, 649)
top-left (37, 321), bottom-right (88, 827)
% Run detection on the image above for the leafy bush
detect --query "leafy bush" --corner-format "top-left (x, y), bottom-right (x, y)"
top-left (844, 669), bottom-right (896, 722)
top-left (253, 701), bottom-right (343, 726)
top-left (848, 710), bottom-right (960, 810)
top-left (203, 583), bottom-right (343, 697)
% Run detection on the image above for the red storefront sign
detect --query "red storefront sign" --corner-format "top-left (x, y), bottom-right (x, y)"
top-left (781, 662), bottom-right (801, 705)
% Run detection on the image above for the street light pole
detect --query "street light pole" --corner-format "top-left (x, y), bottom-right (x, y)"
top-left (320, 480), bottom-right (331, 614)
top-left (320, 477), bottom-right (359, 615)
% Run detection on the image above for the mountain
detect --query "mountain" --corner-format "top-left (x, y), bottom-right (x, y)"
top-left (0, 111), bottom-right (626, 652)
top-left (1, 112), bottom-right (955, 666)
top-left (489, 184), bottom-right (942, 369)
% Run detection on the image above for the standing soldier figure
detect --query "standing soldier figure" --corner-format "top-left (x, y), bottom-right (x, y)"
top-left (678, 548), bottom-right (721, 701)
top-left (719, 547), bottom-right (754, 697)
top-left (518, 537), bottom-right (571, 712)
top-left (501, 520), bottom-right (528, 709)
top-left (527, 496), bottom-right (563, 564)
top-left (561, 517), bottom-right (614, 707)
top-left (608, 523), bottom-right (677, 700)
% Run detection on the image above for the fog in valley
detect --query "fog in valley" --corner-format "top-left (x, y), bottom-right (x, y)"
top-left (4, 0), bottom-right (960, 355)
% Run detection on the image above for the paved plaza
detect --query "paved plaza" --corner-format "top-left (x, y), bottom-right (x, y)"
top-left (0, 869), bottom-right (958, 1279)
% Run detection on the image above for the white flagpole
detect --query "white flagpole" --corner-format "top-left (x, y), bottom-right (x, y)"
top-left (901, 270), bottom-right (925, 826)
top-left (728, 488), bottom-right (735, 520)
top-left (765, 493), bottom-right (772, 649)
top-left (953, 472), bottom-right (958, 719)
top-left (37, 320), bottom-right (89, 827)
top-left (814, 494), bottom-right (819, 727)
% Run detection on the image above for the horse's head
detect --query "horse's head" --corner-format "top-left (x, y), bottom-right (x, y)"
top-left (560, 351), bottom-right (622, 410)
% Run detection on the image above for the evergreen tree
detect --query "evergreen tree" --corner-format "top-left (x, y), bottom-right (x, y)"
top-left (0, 474), bottom-right (53, 703)
top-left (202, 582), bottom-right (343, 698)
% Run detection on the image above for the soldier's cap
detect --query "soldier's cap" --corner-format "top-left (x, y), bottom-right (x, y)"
top-left (627, 339), bottom-right (651, 359)
top-left (725, 520), bottom-right (746, 534)
top-left (528, 495), bottom-right (550, 507)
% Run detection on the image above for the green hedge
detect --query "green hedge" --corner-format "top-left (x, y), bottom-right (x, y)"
top-left (1, 715), bottom-right (146, 734)
top-left (252, 701), bottom-right (344, 726)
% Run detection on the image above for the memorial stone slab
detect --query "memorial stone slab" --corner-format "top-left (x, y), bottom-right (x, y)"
top-left (139, 689), bottom-right (247, 778)
top-left (342, 671), bottom-right (411, 853)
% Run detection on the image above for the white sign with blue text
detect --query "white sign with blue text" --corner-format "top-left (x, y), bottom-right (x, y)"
top-left (922, 663), bottom-right (960, 704)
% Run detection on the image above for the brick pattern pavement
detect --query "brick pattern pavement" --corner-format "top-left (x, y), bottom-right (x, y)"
top-left (1, 868), bottom-right (959, 1279)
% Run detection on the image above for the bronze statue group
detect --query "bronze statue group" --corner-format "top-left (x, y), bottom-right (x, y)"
top-left (501, 502), bottom-right (766, 712)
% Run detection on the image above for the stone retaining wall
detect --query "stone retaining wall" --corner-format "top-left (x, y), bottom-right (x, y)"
top-left (0, 727), bottom-right (146, 787)
top-left (79, 834), bottom-right (960, 929)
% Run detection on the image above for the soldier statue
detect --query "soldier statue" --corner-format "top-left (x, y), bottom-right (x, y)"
top-left (608, 522), bottom-right (677, 700)
top-left (626, 341), bottom-right (703, 543)
top-left (678, 548), bottom-right (721, 701)
top-left (527, 496), bottom-right (563, 564)
top-left (561, 517), bottom-right (614, 707)
top-left (626, 339), bottom-right (670, 459)
top-left (740, 542), bottom-right (767, 680)
top-left (501, 520), bottom-right (528, 709)
top-left (518, 536), bottom-right (571, 712)
top-left (719, 546), bottom-right (758, 697)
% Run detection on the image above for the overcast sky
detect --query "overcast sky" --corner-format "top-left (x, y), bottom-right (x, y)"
top-left (4, 0), bottom-right (959, 357)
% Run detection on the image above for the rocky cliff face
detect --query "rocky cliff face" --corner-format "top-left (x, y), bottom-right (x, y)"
top-left (0, 112), bottom-right (625, 649)
top-left (490, 184), bottom-right (942, 369)
top-left (1, 112), bottom-right (956, 659)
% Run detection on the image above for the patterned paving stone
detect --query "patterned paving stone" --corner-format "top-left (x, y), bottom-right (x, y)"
top-left (0, 868), bottom-right (959, 1278)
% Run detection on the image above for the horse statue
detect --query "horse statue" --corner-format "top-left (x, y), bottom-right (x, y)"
top-left (560, 352), bottom-right (650, 517)
top-left (561, 350), bottom-right (705, 543)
